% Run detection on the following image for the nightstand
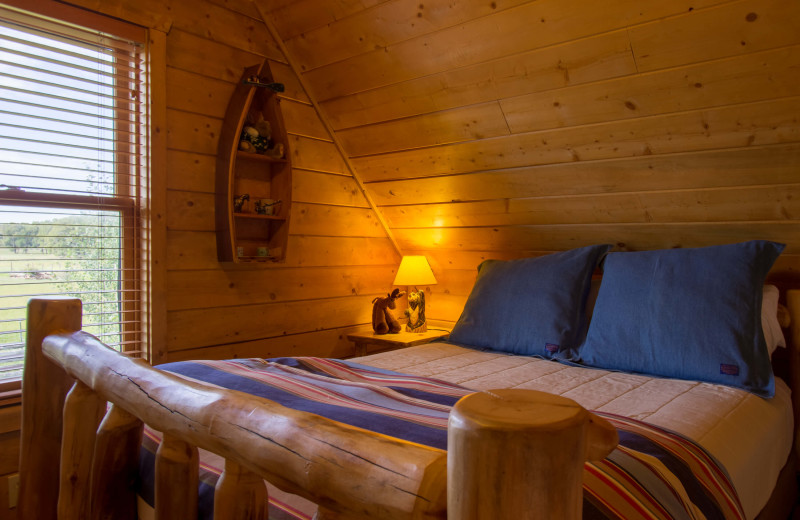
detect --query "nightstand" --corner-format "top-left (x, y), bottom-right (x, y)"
top-left (347, 329), bottom-right (450, 357)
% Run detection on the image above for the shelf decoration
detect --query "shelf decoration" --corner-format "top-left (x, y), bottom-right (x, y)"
top-left (238, 115), bottom-right (284, 159)
top-left (255, 199), bottom-right (281, 215)
top-left (233, 193), bottom-right (249, 213)
top-left (243, 75), bottom-right (285, 92)
top-left (215, 60), bottom-right (292, 264)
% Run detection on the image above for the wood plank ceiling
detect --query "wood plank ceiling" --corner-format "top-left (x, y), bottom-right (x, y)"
top-left (256, 0), bottom-right (800, 322)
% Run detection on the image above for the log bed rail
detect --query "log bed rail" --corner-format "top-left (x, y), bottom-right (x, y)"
top-left (16, 293), bottom-right (800, 520)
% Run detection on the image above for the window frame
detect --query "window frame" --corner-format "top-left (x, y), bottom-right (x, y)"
top-left (0, 0), bottom-right (158, 399)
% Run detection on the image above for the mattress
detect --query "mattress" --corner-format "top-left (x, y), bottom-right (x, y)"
top-left (358, 341), bottom-right (794, 520)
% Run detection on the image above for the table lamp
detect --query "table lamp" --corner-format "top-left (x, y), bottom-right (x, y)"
top-left (393, 256), bottom-right (437, 332)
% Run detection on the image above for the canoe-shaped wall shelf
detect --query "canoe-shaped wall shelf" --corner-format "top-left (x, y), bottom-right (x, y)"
top-left (215, 60), bottom-right (291, 264)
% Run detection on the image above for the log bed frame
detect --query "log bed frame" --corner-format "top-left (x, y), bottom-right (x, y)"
top-left (15, 293), bottom-right (800, 520)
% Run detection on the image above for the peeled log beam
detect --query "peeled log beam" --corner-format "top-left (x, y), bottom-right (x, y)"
top-left (786, 291), bottom-right (800, 435)
top-left (91, 404), bottom-right (143, 520)
top-left (447, 389), bottom-right (619, 520)
top-left (156, 433), bottom-right (199, 520)
top-left (313, 507), bottom-right (341, 520)
top-left (59, 381), bottom-right (105, 520)
top-left (42, 328), bottom-right (448, 520)
top-left (214, 459), bottom-right (268, 520)
top-left (19, 297), bottom-right (82, 520)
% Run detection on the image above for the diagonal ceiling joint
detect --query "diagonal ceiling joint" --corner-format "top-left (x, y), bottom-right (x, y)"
top-left (251, 2), bottom-right (403, 258)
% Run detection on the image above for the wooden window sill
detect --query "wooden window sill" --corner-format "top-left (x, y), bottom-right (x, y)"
top-left (0, 381), bottom-right (22, 408)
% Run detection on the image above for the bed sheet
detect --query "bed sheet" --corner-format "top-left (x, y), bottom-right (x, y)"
top-left (137, 342), bottom-right (792, 520)
top-left (137, 353), bottom-right (765, 520)
top-left (358, 341), bottom-right (794, 520)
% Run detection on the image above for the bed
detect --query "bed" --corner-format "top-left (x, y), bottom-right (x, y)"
top-left (16, 240), bottom-right (800, 520)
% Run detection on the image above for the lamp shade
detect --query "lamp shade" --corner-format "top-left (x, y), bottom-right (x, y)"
top-left (393, 256), bottom-right (437, 286)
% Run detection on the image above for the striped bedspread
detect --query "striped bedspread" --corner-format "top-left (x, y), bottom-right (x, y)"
top-left (138, 357), bottom-right (745, 520)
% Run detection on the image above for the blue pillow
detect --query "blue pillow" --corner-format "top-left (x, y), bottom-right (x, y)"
top-left (449, 244), bottom-right (611, 357)
top-left (578, 241), bottom-right (785, 397)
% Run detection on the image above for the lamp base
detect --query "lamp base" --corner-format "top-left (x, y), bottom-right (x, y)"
top-left (404, 288), bottom-right (427, 333)
top-left (406, 322), bottom-right (427, 333)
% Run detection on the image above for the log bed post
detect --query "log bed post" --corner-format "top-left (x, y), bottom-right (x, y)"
top-left (58, 380), bottom-right (105, 520)
top-left (155, 433), bottom-right (200, 520)
top-left (35, 320), bottom-right (450, 520)
top-left (18, 297), bottom-right (82, 520)
top-left (447, 389), bottom-right (619, 520)
top-left (786, 290), bottom-right (800, 442)
top-left (35, 294), bottom-right (800, 520)
top-left (214, 459), bottom-right (269, 520)
top-left (90, 404), bottom-right (143, 520)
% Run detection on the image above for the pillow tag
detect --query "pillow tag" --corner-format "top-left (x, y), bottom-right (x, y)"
top-left (720, 363), bottom-right (740, 376)
top-left (545, 343), bottom-right (560, 354)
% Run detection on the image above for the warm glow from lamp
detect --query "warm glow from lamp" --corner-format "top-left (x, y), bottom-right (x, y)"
top-left (393, 256), bottom-right (437, 286)
top-left (393, 256), bottom-right (437, 333)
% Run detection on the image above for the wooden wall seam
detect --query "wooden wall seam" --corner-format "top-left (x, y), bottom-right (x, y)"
top-left (49, 0), bottom-right (403, 360)
top-left (252, 1), bottom-right (403, 257)
top-left (147, 28), bottom-right (169, 365)
top-left (258, 0), bottom-right (800, 322)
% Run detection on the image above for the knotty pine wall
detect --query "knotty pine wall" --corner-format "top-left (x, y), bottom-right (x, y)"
top-left (59, 0), bottom-right (401, 363)
top-left (1, 1), bottom-right (797, 517)
top-left (43, 0), bottom-right (800, 346)
top-left (261, 0), bottom-right (800, 326)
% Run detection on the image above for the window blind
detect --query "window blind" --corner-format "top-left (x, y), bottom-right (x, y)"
top-left (0, 5), bottom-right (148, 383)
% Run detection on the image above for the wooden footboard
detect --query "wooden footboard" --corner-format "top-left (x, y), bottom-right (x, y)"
top-left (16, 298), bottom-right (618, 520)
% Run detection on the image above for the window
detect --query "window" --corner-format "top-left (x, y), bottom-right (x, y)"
top-left (0, 4), bottom-right (149, 387)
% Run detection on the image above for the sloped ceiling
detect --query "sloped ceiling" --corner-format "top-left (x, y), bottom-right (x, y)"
top-left (253, 0), bottom-right (800, 313)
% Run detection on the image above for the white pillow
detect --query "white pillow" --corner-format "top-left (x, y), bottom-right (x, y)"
top-left (762, 285), bottom-right (786, 356)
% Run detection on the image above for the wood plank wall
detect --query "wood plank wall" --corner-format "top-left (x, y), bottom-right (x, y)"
top-left (261, 0), bottom-right (800, 326)
top-left (20, 0), bottom-right (800, 346)
top-left (2, 1), bottom-right (795, 516)
top-left (57, 0), bottom-right (400, 363)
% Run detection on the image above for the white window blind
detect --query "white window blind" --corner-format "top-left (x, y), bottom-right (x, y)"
top-left (0, 5), bottom-right (148, 384)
